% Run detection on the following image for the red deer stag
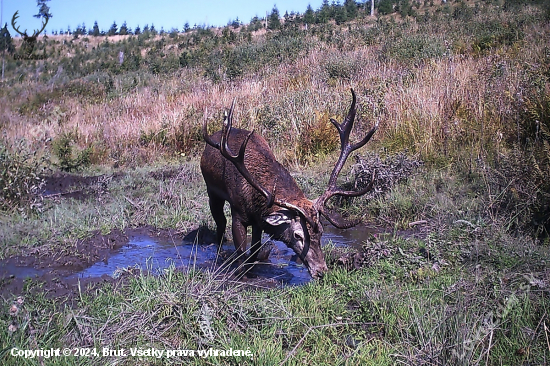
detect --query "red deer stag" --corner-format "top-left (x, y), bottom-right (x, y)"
top-left (11, 11), bottom-right (49, 58)
top-left (201, 89), bottom-right (377, 278)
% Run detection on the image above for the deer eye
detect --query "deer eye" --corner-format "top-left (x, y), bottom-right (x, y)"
top-left (294, 231), bottom-right (304, 241)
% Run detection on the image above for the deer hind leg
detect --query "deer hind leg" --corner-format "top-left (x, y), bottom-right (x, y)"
top-left (207, 190), bottom-right (227, 245)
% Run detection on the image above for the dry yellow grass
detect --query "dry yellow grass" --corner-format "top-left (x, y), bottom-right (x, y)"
top-left (1, 4), bottom-right (548, 168)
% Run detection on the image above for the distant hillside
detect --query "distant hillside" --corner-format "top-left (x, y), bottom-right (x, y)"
top-left (4, 0), bottom-right (542, 83)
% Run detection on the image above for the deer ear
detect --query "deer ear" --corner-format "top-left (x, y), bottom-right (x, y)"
top-left (263, 211), bottom-right (292, 226)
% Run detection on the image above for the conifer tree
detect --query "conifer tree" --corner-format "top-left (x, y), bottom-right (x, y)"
top-left (378, 0), bottom-right (394, 14)
top-left (0, 23), bottom-right (15, 54)
top-left (92, 21), bottom-right (100, 36)
top-left (34, 0), bottom-right (52, 19)
top-left (318, 0), bottom-right (332, 23)
top-left (268, 6), bottom-right (281, 30)
top-left (108, 21), bottom-right (118, 36)
top-left (334, 3), bottom-right (348, 24)
top-left (344, 0), bottom-right (358, 19)
top-left (248, 16), bottom-right (263, 32)
top-left (304, 5), bottom-right (315, 24)
top-left (74, 24), bottom-right (86, 36)
top-left (119, 21), bottom-right (128, 35)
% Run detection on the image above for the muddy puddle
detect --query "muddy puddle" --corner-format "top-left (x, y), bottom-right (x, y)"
top-left (0, 169), bottom-right (387, 299)
top-left (76, 234), bottom-right (316, 286)
top-left (1, 225), bottom-right (378, 292)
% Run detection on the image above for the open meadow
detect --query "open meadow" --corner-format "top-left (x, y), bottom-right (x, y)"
top-left (1, 0), bottom-right (550, 364)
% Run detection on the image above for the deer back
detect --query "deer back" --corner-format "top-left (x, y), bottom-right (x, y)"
top-left (200, 128), bottom-right (307, 223)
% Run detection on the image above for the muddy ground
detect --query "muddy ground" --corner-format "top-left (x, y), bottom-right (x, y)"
top-left (1, 171), bottom-right (426, 303)
top-left (0, 226), bottom-right (180, 302)
top-left (0, 222), bottom-right (307, 302)
top-left (2, 171), bottom-right (183, 301)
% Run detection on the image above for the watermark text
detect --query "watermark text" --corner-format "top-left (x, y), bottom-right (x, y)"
top-left (10, 347), bottom-right (253, 359)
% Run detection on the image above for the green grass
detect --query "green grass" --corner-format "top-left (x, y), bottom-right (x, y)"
top-left (0, 147), bottom-right (549, 365)
top-left (1, 234), bottom-right (548, 365)
top-left (0, 162), bottom-right (210, 260)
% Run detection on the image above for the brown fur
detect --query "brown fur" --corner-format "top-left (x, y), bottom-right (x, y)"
top-left (200, 128), bottom-right (328, 278)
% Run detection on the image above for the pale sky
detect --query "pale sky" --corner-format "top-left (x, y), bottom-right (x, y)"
top-left (2, 0), bottom-right (329, 35)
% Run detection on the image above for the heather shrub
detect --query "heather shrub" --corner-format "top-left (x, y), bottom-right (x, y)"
top-left (0, 139), bottom-right (47, 211)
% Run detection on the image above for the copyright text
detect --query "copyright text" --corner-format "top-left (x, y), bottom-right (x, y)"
top-left (10, 347), bottom-right (253, 359)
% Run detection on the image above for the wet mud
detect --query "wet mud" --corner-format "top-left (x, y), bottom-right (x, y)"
top-left (0, 223), bottom-right (387, 301)
top-left (0, 227), bottom-right (168, 301)
top-left (1, 170), bottom-right (423, 301)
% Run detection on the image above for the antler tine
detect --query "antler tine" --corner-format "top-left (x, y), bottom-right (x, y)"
top-left (329, 87), bottom-right (357, 147)
top-left (326, 176), bottom-right (375, 201)
top-left (33, 15), bottom-right (49, 37)
top-left (11, 11), bottom-right (27, 37)
top-left (326, 89), bottom-right (378, 190)
top-left (315, 89), bottom-right (378, 227)
top-left (220, 99), bottom-right (238, 158)
top-left (216, 100), bottom-right (275, 207)
top-left (322, 212), bottom-right (362, 229)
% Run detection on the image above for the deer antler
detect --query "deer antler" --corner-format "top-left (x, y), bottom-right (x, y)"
top-left (206, 100), bottom-right (275, 207)
top-left (314, 88), bottom-right (378, 229)
top-left (11, 11), bottom-right (49, 38)
top-left (11, 11), bottom-right (27, 37)
top-left (32, 14), bottom-right (49, 37)
top-left (202, 107), bottom-right (221, 149)
top-left (203, 101), bottom-right (318, 229)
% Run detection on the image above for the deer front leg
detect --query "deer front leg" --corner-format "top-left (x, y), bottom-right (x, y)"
top-left (231, 212), bottom-right (248, 256)
top-left (248, 225), bottom-right (263, 262)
